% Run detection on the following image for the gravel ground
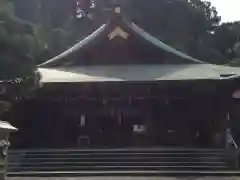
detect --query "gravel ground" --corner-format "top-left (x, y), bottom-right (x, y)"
top-left (7, 177), bottom-right (240, 180)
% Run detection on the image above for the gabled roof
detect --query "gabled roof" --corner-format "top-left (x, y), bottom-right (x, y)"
top-left (38, 7), bottom-right (240, 83)
top-left (39, 7), bottom-right (204, 68)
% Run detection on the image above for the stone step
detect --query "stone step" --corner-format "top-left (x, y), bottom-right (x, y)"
top-left (8, 161), bottom-right (227, 167)
top-left (7, 170), bottom-right (240, 177)
top-left (21, 152), bottom-right (231, 159)
top-left (8, 165), bottom-right (230, 172)
top-left (9, 148), bottom-right (229, 155)
top-left (8, 148), bottom-right (237, 175)
top-left (8, 156), bottom-right (227, 163)
top-left (15, 149), bottom-right (230, 154)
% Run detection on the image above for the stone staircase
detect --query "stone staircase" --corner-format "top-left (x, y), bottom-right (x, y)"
top-left (7, 148), bottom-right (239, 176)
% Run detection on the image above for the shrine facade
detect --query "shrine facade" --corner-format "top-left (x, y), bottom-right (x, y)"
top-left (9, 7), bottom-right (240, 149)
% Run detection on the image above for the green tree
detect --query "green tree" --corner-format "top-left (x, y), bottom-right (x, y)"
top-left (0, 0), bottom-right (40, 116)
top-left (119, 0), bottom-right (221, 59)
top-left (229, 41), bottom-right (240, 66)
top-left (206, 22), bottom-right (240, 65)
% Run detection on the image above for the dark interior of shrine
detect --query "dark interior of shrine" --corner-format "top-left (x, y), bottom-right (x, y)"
top-left (8, 81), bottom-right (229, 149)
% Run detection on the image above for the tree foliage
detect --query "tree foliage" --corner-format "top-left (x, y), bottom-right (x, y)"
top-left (4, 0), bottom-right (240, 66)
top-left (213, 22), bottom-right (240, 63)
top-left (0, 0), bottom-right (40, 117)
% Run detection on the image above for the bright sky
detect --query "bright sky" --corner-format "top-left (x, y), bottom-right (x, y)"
top-left (209, 0), bottom-right (240, 22)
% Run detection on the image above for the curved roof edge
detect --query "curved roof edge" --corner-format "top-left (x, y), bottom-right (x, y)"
top-left (126, 21), bottom-right (204, 64)
top-left (39, 16), bottom-right (205, 67)
top-left (39, 24), bottom-right (108, 67)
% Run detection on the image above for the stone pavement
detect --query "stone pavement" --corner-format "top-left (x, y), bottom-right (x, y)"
top-left (7, 177), bottom-right (240, 180)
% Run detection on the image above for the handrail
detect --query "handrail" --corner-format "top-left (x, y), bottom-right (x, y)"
top-left (230, 134), bottom-right (238, 149)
